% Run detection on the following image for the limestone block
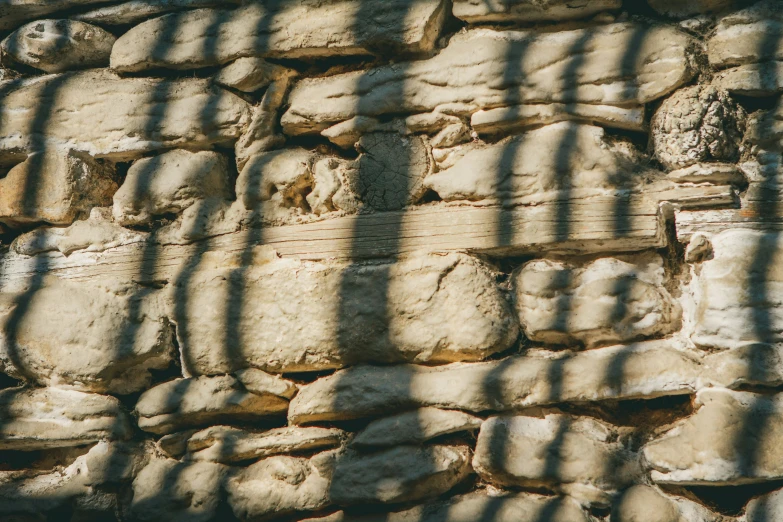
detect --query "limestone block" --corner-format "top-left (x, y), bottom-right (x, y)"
top-left (512, 253), bottom-right (679, 347)
top-left (171, 252), bottom-right (517, 375)
top-left (11, 207), bottom-right (147, 256)
top-left (692, 230), bottom-right (783, 349)
top-left (648, 0), bottom-right (741, 17)
top-left (0, 150), bottom-right (117, 227)
top-left (747, 487), bottom-right (783, 522)
top-left (112, 149), bottom-right (230, 227)
top-left (289, 340), bottom-right (705, 424)
top-left (611, 486), bottom-right (679, 522)
top-left (667, 163), bottom-right (744, 185)
top-left (1, 19), bottom-right (115, 73)
top-left (424, 123), bottom-right (652, 206)
top-left (453, 0), bottom-right (621, 22)
top-left (226, 454), bottom-right (332, 520)
top-left (135, 373), bottom-right (293, 434)
top-left (0, 0), bottom-right (110, 31)
top-left (282, 24), bottom-right (695, 135)
top-left (473, 414), bottom-right (640, 503)
top-left (234, 367), bottom-right (298, 399)
top-left (708, 1), bottom-right (783, 68)
top-left (0, 387), bottom-right (130, 450)
top-left (297, 491), bottom-right (590, 522)
top-left (0, 276), bottom-right (173, 394)
top-left (0, 70), bottom-right (250, 163)
top-left (714, 62), bottom-right (783, 97)
top-left (72, 0), bottom-right (241, 26)
top-left (329, 445), bottom-right (472, 505)
top-left (651, 85), bottom-right (746, 170)
top-left (351, 408), bottom-right (482, 449)
top-left (110, 0), bottom-right (447, 72)
top-left (470, 103), bottom-right (645, 135)
top-left (129, 456), bottom-right (227, 522)
top-left (643, 388), bottom-right (783, 484)
top-left (187, 425), bottom-right (345, 463)
top-left (215, 56), bottom-right (295, 93)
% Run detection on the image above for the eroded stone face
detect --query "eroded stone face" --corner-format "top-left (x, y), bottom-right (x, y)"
top-left (453, 0), bottom-right (621, 22)
top-left (351, 408), bottom-right (482, 449)
top-left (708, 1), bottom-right (783, 68)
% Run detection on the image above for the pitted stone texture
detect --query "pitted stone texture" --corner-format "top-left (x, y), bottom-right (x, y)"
top-left (187, 425), bottom-right (345, 463)
top-left (643, 388), bottom-right (783, 485)
top-left (0, 70), bottom-right (250, 163)
top-left (1, 19), bottom-right (115, 73)
top-left (0, 387), bottom-right (130, 450)
top-left (453, 0), bottom-right (621, 22)
top-left (298, 491), bottom-right (590, 522)
top-left (130, 457), bottom-right (227, 522)
top-left (648, 0), bottom-right (741, 17)
top-left (329, 445), bottom-right (472, 505)
top-left (135, 373), bottom-right (293, 434)
top-left (512, 253), bottom-right (679, 347)
top-left (0, 0), bottom-right (111, 31)
top-left (692, 230), bottom-right (783, 349)
top-left (113, 149), bottom-right (230, 226)
top-left (473, 414), bottom-right (640, 504)
top-left (171, 251), bottom-right (517, 376)
top-left (425, 123), bottom-right (653, 206)
top-left (215, 56), bottom-right (295, 93)
top-left (283, 24), bottom-right (695, 135)
top-left (110, 0), bottom-right (447, 72)
top-left (289, 340), bottom-right (704, 424)
top-left (0, 150), bottom-right (117, 228)
top-left (708, 1), bottom-right (783, 68)
top-left (651, 85), bottom-right (746, 170)
top-left (73, 0), bottom-right (240, 26)
top-left (352, 408), bottom-right (482, 449)
top-left (0, 276), bottom-right (173, 394)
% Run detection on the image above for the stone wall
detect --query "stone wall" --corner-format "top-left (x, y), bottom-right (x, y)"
top-left (0, 0), bottom-right (780, 520)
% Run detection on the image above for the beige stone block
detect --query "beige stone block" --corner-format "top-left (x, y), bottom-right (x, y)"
top-left (352, 408), bottom-right (482, 449)
top-left (453, 0), bottom-right (621, 22)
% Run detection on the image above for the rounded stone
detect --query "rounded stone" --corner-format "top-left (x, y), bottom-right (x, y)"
top-left (612, 485), bottom-right (679, 522)
top-left (652, 85), bottom-right (746, 170)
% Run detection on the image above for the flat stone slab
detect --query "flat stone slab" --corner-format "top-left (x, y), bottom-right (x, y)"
top-left (453, 0), bottom-right (621, 22)
top-left (708, 1), bottom-right (783, 69)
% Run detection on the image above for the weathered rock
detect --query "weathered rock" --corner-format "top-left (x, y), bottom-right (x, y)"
top-left (226, 454), bottom-right (332, 520)
top-left (453, 0), bottom-right (620, 22)
top-left (289, 340), bottom-right (706, 424)
top-left (112, 149), bottom-right (230, 226)
top-left (73, 0), bottom-right (241, 26)
top-left (1, 19), bottom-right (115, 73)
top-left (283, 24), bottom-right (695, 134)
top-left (129, 456), bottom-right (227, 522)
top-left (0, 0), bottom-right (111, 31)
top-left (512, 253), bottom-right (679, 347)
top-left (11, 207), bottom-right (147, 256)
top-left (329, 445), bottom-right (472, 505)
top-left (648, 0), bottom-right (741, 17)
top-left (0, 70), bottom-right (250, 163)
top-left (352, 408), bottom-right (482, 449)
top-left (215, 56), bottom-right (295, 93)
top-left (745, 100), bottom-right (783, 152)
top-left (297, 491), bottom-right (590, 522)
top-left (714, 62), bottom-right (783, 97)
top-left (171, 251), bottom-right (517, 376)
top-left (643, 388), bottom-right (783, 484)
top-left (473, 414), bottom-right (640, 504)
top-left (234, 76), bottom-right (291, 170)
top-left (611, 485), bottom-right (679, 522)
top-left (306, 157), bottom-right (362, 216)
top-left (157, 430), bottom-right (197, 459)
top-left (692, 230), bottom-right (783, 349)
top-left (747, 486), bottom-right (783, 522)
top-left (0, 150), bottom-right (117, 227)
top-left (135, 373), bottom-right (293, 434)
top-left (187, 425), bottom-right (345, 463)
top-left (708, 1), bottom-right (783, 68)
top-left (111, 1), bottom-right (448, 72)
top-left (667, 163), bottom-right (745, 185)
top-left (651, 85), bottom-right (746, 170)
top-left (234, 367), bottom-right (298, 399)
top-left (0, 276), bottom-right (173, 393)
top-left (0, 387), bottom-right (130, 450)
top-left (470, 103), bottom-right (645, 135)
top-left (424, 122), bottom-right (655, 206)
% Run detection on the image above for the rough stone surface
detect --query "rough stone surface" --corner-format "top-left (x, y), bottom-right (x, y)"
top-left (667, 163), bottom-right (745, 185)
top-left (714, 62), bottom-right (783, 97)
top-left (171, 252), bottom-right (517, 375)
top-left (453, 0), bottom-right (621, 22)
top-left (746, 487), bottom-right (783, 522)
top-left (473, 413), bottom-right (640, 503)
top-left (113, 149), bottom-right (230, 226)
top-left (0, 276), bottom-right (173, 393)
top-left (352, 408), bottom-right (482, 449)
top-left (1, 19), bottom-right (115, 73)
top-left (470, 103), bottom-right (646, 135)
top-left (648, 0), bottom-right (741, 17)
top-left (135, 373), bottom-right (293, 434)
top-left (283, 24), bottom-right (695, 135)
top-left (0, 387), bottom-right (130, 450)
top-left (651, 85), bottom-right (746, 170)
top-left (72, 0), bottom-right (240, 26)
top-left (708, 1), bottom-right (783, 68)
top-left (0, 70), bottom-right (250, 162)
top-left (214, 56), bottom-right (295, 93)
top-left (643, 388), bottom-right (783, 485)
top-left (512, 253), bottom-right (679, 347)
top-left (111, 1), bottom-right (448, 72)
top-left (0, 0), bottom-right (111, 31)
top-left (0, 149), bottom-right (118, 227)
top-left (745, 99), bottom-right (783, 152)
